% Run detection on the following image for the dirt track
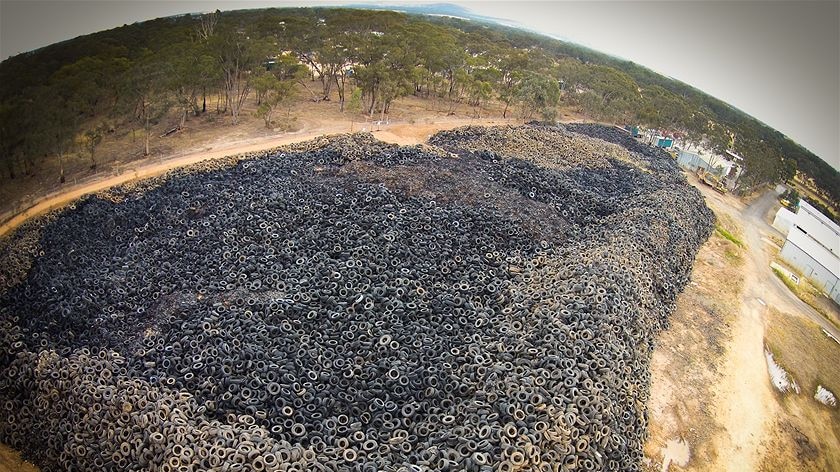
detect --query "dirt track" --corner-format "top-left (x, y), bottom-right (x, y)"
top-left (713, 184), bottom-right (840, 341)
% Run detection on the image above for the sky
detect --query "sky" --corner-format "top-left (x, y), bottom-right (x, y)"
top-left (1, 0), bottom-right (838, 169)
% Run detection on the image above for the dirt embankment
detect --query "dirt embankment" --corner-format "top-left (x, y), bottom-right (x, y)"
top-left (643, 211), bottom-right (752, 471)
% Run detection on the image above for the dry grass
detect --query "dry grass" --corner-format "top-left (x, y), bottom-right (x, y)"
top-left (772, 263), bottom-right (840, 330)
top-left (765, 308), bottom-right (840, 409)
top-left (760, 308), bottom-right (840, 471)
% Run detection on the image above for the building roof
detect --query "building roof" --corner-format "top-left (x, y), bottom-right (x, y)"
top-left (677, 150), bottom-right (735, 174)
top-left (784, 200), bottom-right (840, 279)
top-left (773, 207), bottom-right (797, 233)
top-left (724, 149), bottom-right (743, 161)
top-left (796, 200), bottom-right (840, 255)
top-left (786, 226), bottom-right (840, 279)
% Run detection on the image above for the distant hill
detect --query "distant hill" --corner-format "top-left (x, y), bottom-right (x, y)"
top-left (347, 3), bottom-right (481, 19)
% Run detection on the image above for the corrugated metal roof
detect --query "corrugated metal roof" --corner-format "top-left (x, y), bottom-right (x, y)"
top-left (786, 226), bottom-right (840, 279)
top-left (677, 150), bottom-right (735, 175)
top-left (795, 200), bottom-right (840, 257)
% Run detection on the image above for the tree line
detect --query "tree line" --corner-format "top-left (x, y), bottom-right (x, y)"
top-left (0, 7), bottom-right (836, 203)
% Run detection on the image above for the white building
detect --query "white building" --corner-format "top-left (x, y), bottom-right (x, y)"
top-left (778, 200), bottom-right (840, 303)
top-left (772, 207), bottom-right (797, 234)
top-left (676, 149), bottom-right (743, 190)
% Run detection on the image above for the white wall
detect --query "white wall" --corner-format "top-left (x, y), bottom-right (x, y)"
top-left (773, 207), bottom-right (797, 235)
top-left (780, 239), bottom-right (840, 304)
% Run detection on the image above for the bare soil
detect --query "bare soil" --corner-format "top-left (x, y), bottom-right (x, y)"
top-left (761, 308), bottom-right (840, 471)
top-left (643, 207), bottom-right (748, 471)
top-left (0, 444), bottom-right (38, 472)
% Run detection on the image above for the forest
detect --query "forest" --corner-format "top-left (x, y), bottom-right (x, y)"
top-left (0, 7), bottom-right (837, 204)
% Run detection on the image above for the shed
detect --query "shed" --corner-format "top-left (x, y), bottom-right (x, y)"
top-left (677, 150), bottom-right (716, 173)
top-left (676, 149), bottom-right (741, 190)
top-left (779, 200), bottom-right (840, 303)
top-left (655, 137), bottom-right (673, 148)
top-left (772, 207), bottom-right (797, 234)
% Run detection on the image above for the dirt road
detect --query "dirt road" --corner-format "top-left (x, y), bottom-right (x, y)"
top-left (690, 177), bottom-right (839, 340)
top-left (706, 189), bottom-right (778, 471)
top-left (706, 184), bottom-right (840, 471)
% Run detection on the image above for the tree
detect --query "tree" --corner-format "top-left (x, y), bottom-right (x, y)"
top-left (559, 63), bottom-right (640, 122)
top-left (496, 49), bottom-right (529, 118)
top-left (253, 56), bottom-right (305, 128)
top-left (457, 65), bottom-right (496, 117)
top-left (780, 188), bottom-right (800, 207)
top-left (353, 30), bottom-right (414, 118)
top-left (50, 56), bottom-right (129, 117)
top-left (0, 100), bottom-right (21, 180)
top-left (515, 73), bottom-right (561, 122)
top-left (126, 53), bottom-right (173, 156)
top-left (158, 41), bottom-right (217, 128)
top-left (197, 10), bottom-right (221, 41)
top-left (32, 86), bottom-right (79, 184)
top-left (77, 126), bottom-right (104, 169)
top-left (210, 27), bottom-right (273, 124)
top-left (638, 85), bottom-right (691, 132)
top-left (347, 87), bottom-right (363, 131)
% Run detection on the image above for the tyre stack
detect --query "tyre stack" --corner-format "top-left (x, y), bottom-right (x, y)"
top-left (0, 124), bottom-right (713, 471)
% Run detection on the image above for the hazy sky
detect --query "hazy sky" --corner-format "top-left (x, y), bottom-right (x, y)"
top-left (1, 1), bottom-right (838, 169)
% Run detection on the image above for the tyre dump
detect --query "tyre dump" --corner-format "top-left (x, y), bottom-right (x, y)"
top-left (0, 124), bottom-right (714, 471)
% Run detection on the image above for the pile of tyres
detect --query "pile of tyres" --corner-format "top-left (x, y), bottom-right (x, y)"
top-left (0, 124), bottom-right (714, 471)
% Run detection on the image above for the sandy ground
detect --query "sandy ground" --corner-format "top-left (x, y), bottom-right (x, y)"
top-left (644, 175), bottom-right (840, 471)
top-left (0, 444), bottom-right (38, 472)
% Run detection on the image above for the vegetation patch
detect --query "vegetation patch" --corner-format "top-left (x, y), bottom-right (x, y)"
top-left (773, 267), bottom-right (801, 293)
top-left (761, 308), bottom-right (840, 470)
top-left (764, 309), bottom-right (840, 411)
top-left (0, 7), bottom-right (837, 216)
top-left (715, 224), bottom-right (744, 248)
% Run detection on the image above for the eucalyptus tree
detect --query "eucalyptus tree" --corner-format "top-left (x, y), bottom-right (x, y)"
top-left (210, 26), bottom-right (273, 124)
top-left (253, 55), bottom-right (307, 128)
top-left (125, 52), bottom-right (173, 156)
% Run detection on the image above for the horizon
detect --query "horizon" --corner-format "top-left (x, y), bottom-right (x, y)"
top-left (1, 0), bottom-right (838, 171)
